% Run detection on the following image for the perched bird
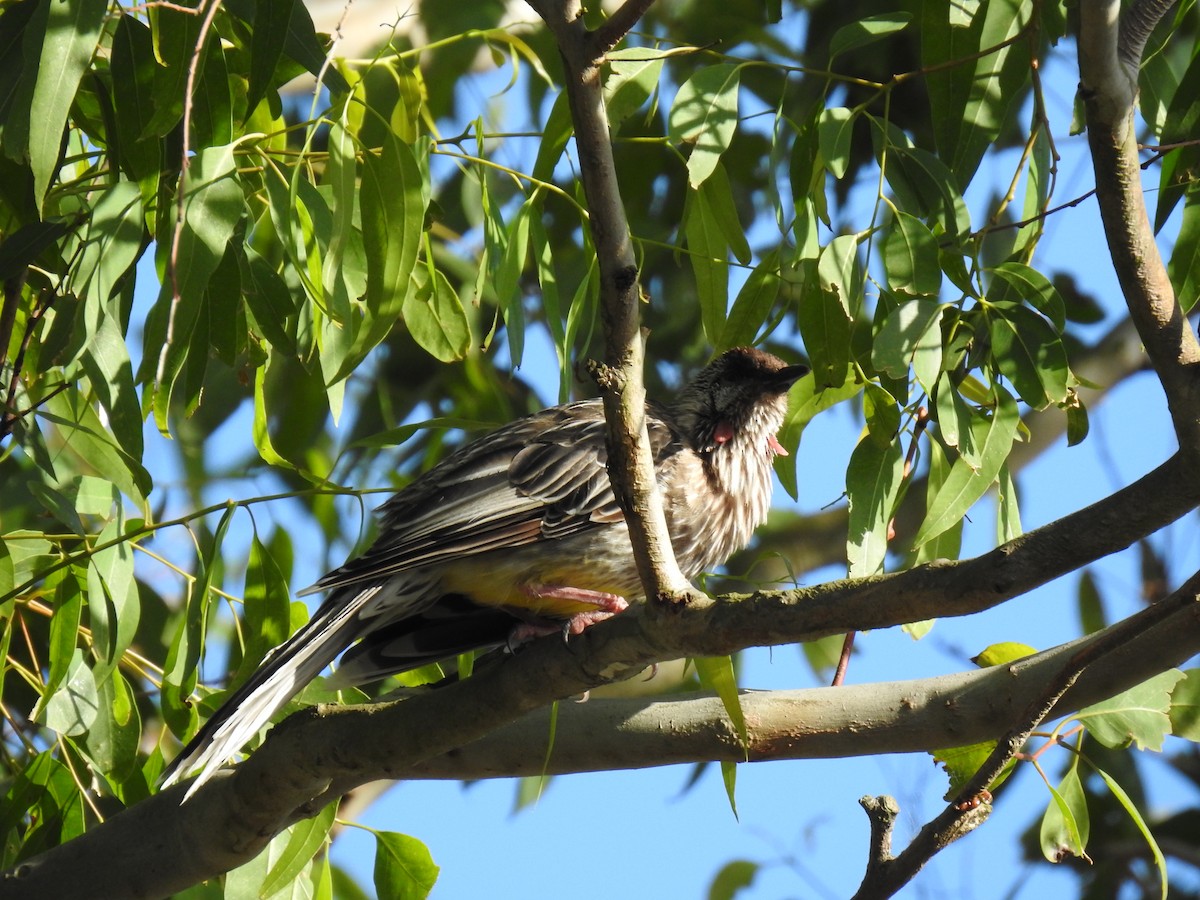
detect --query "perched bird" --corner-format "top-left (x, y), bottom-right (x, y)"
top-left (161, 346), bottom-right (808, 795)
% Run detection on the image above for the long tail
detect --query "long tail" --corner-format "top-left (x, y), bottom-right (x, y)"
top-left (159, 584), bottom-right (383, 799)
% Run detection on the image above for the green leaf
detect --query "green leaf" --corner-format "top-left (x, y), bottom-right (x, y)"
top-left (694, 655), bottom-right (749, 751)
top-left (87, 517), bottom-right (138, 685)
top-left (605, 47), bottom-right (664, 129)
top-left (685, 184), bottom-right (730, 344)
top-left (922, 0), bottom-right (1030, 187)
top-left (883, 211), bottom-right (942, 297)
top-left (0, 217), bottom-right (75, 281)
top-left (934, 372), bottom-right (977, 464)
top-left (971, 641), bottom-right (1036, 667)
top-left (44, 571), bottom-right (83, 698)
top-left (707, 859), bottom-right (759, 900)
top-left (322, 118), bottom-right (358, 311)
top-left (829, 13), bottom-right (911, 60)
top-left (80, 314), bottom-right (144, 463)
top-left (701, 161), bottom-right (751, 265)
top-left (245, 0), bottom-right (294, 113)
top-left (110, 15), bottom-right (162, 198)
top-left (84, 668), bottom-right (141, 783)
top-left (35, 649), bottom-right (99, 736)
top-left (718, 252), bottom-right (781, 350)
top-left (1168, 197), bottom-right (1200, 313)
top-left (258, 803), bottom-right (337, 898)
top-left (532, 90), bottom-right (573, 182)
top-left (988, 262), bottom-right (1066, 331)
top-left (161, 503), bottom-right (236, 739)
top-left (874, 120), bottom-right (973, 238)
top-left (668, 63), bottom-right (741, 187)
top-left (494, 193), bottom-right (535, 366)
top-left (277, 0), bottom-right (349, 94)
top-left (719, 760), bottom-right (739, 820)
top-left (373, 831), bottom-right (440, 900)
top-left (359, 133), bottom-right (429, 373)
top-left (931, 740), bottom-right (1012, 796)
top-left (1168, 668), bottom-right (1200, 740)
top-left (1076, 669), bottom-right (1186, 751)
top-left (27, 0), bottom-right (107, 209)
top-left (232, 533), bottom-right (292, 686)
top-left (987, 302), bottom-right (1069, 409)
top-left (141, 144), bottom-right (243, 431)
top-left (1091, 764), bottom-right (1167, 900)
top-left (872, 299), bottom-right (943, 390)
top-left (775, 372), bottom-right (859, 499)
top-left (402, 267), bottom-right (471, 363)
top-left (995, 462), bottom-right (1021, 543)
top-left (43, 387), bottom-right (152, 509)
top-left (912, 385), bottom-right (1019, 548)
top-left (846, 433), bottom-right (905, 578)
top-left (1040, 763), bottom-right (1090, 863)
top-left (817, 107), bottom-right (855, 180)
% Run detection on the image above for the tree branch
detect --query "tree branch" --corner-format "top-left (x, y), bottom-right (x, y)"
top-left (589, 0), bottom-right (657, 56)
top-left (5, 448), bottom-right (1199, 899)
top-left (526, 0), bottom-right (692, 602)
top-left (1079, 0), bottom-right (1200, 450)
top-left (852, 567), bottom-right (1200, 898)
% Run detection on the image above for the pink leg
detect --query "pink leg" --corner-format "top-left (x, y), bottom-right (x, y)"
top-left (507, 583), bottom-right (629, 645)
top-left (522, 583), bottom-right (628, 614)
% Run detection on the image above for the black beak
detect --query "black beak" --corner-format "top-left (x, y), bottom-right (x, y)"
top-left (771, 363), bottom-right (809, 392)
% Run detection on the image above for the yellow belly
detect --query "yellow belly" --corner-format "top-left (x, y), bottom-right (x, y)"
top-left (439, 541), bottom-right (640, 618)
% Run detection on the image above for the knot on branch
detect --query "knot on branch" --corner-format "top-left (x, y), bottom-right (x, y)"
top-left (586, 358), bottom-right (626, 394)
top-left (613, 264), bottom-right (639, 295)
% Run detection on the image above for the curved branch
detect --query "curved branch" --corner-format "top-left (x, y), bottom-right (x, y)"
top-left (1079, 0), bottom-right (1200, 450)
top-left (4, 447), bottom-right (1199, 899)
top-left (1118, 0), bottom-right (1179, 71)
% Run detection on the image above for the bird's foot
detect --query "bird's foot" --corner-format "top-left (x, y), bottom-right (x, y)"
top-left (506, 586), bottom-right (628, 647)
top-left (521, 583), bottom-right (629, 614)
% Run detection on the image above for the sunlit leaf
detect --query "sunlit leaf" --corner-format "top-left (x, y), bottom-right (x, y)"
top-left (1076, 669), bottom-right (1185, 751)
top-left (373, 831), bottom-right (439, 900)
top-left (669, 63), bottom-right (741, 187)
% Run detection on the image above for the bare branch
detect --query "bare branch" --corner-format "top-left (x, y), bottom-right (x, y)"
top-left (527, 0), bottom-right (691, 600)
top-left (589, 0), bottom-right (657, 56)
top-left (1079, 0), bottom-right (1200, 450)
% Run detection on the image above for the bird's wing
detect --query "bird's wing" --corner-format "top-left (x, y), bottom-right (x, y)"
top-left (302, 401), bottom-right (681, 595)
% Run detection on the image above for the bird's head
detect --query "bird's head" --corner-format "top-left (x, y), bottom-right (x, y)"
top-left (671, 346), bottom-right (809, 458)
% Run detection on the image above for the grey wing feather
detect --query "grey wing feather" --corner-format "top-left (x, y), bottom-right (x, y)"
top-left (302, 401), bottom-right (682, 596)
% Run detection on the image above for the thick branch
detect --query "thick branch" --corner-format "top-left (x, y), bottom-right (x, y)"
top-left (527, 0), bottom-right (690, 601)
top-left (391, 597), bottom-right (1200, 781)
top-left (5, 450), bottom-right (1200, 899)
top-left (1079, 0), bottom-right (1200, 450)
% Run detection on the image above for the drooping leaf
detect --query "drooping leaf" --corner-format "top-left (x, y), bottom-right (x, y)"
top-left (668, 63), bottom-right (741, 187)
top-left (912, 385), bottom-right (1019, 548)
top-left (27, 0), bottom-right (107, 208)
top-left (846, 433), bottom-right (904, 578)
top-left (1040, 763), bottom-right (1090, 863)
top-left (373, 831), bottom-right (440, 900)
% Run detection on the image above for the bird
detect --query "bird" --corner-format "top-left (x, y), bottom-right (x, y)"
top-left (160, 346), bottom-right (808, 796)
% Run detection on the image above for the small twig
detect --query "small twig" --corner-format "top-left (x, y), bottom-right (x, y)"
top-left (590, 0), bottom-right (658, 56)
top-left (157, 0), bottom-right (224, 392)
top-left (852, 567), bottom-right (1200, 899)
top-left (2, 289), bottom-right (52, 440)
